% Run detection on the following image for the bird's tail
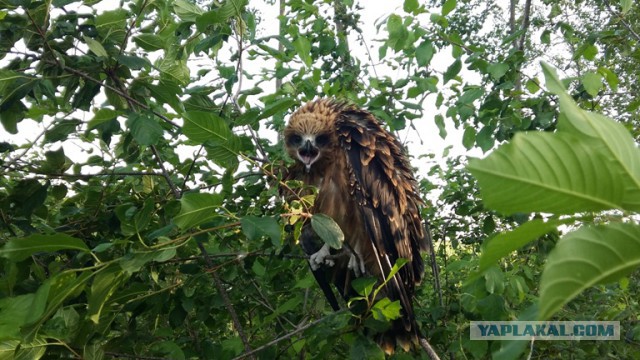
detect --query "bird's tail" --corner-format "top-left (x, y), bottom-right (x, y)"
top-left (376, 316), bottom-right (421, 355)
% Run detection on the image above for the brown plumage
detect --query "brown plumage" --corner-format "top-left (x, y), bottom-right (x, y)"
top-left (283, 99), bottom-right (430, 354)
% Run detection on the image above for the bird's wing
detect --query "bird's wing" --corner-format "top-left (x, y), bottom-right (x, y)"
top-left (335, 105), bottom-right (428, 326)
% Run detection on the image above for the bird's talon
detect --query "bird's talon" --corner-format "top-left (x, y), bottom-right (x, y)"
top-left (309, 244), bottom-right (332, 271)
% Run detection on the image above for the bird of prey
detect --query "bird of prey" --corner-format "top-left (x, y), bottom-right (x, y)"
top-left (282, 99), bottom-right (430, 354)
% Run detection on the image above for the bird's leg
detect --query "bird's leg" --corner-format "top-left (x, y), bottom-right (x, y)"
top-left (345, 243), bottom-right (366, 276)
top-left (309, 243), bottom-right (334, 270)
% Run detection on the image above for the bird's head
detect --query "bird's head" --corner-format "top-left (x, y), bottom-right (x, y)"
top-left (284, 102), bottom-right (338, 172)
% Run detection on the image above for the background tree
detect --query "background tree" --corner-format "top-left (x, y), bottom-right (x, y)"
top-left (1, 0), bottom-right (639, 359)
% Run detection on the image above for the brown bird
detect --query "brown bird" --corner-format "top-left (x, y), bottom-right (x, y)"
top-left (283, 99), bottom-right (430, 354)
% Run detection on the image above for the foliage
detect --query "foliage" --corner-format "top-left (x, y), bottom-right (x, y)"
top-left (1, 0), bottom-right (640, 359)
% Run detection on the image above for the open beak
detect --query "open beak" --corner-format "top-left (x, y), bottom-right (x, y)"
top-left (298, 140), bottom-right (319, 171)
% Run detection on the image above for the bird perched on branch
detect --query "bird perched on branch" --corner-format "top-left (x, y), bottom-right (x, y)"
top-left (283, 99), bottom-right (430, 354)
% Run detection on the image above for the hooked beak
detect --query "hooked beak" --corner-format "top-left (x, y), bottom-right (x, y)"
top-left (298, 140), bottom-right (319, 172)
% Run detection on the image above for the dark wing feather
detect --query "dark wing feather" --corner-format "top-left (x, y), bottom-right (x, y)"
top-left (336, 105), bottom-right (429, 345)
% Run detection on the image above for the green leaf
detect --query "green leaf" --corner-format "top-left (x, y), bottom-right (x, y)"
top-left (205, 134), bottom-right (243, 170)
top-left (173, 0), bottom-right (204, 21)
top-left (487, 62), bottom-right (509, 80)
top-left (95, 9), bottom-right (128, 44)
top-left (83, 36), bottom-right (108, 57)
top-left (117, 54), bottom-right (150, 70)
top-left (119, 249), bottom-right (176, 274)
top-left (443, 58), bottom-right (461, 84)
top-left (478, 219), bottom-right (564, 273)
top-left (581, 71), bottom-right (602, 97)
top-left (174, 192), bottom-right (223, 229)
top-left (258, 98), bottom-right (297, 120)
top-left (87, 265), bottom-right (129, 324)
top-left (0, 233), bottom-right (90, 261)
top-left (434, 114), bottom-right (447, 139)
top-left (484, 266), bottom-right (504, 294)
top-left (240, 216), bottom-right (282, 248)
top-left (146, 82), bottom-right (183, 113)
top-left (133, 34), bottom-right (166, 51)
top-left (415, 40), bottom-right (434, 67)
top-left (183, 111), bottom-right (232, 144)
top-left (40, 147), bottom-right (71, 173)
top-left (598, 66), bottom-right (619, 92)
top-left (385, 258), bottom-right (409, 282)
top-left (542, 63), bottom-right (640, 211)
top-left (403, 0), bottom-right (419, 14)
top-left (525, 79), bottom-right (540, 94)
top-left (6, 179), bottom-right (48, 218)
top-left (44, 119), bottom-right (81, 143)
top-left (442, 0), bottom-right (457, 16)
top-left (582, 44), bottom-right (598, 60)
top-left (21, 271), bottom-right (92, 342)
top-left (351, 277), bottom-right (377, 297)
top-left (87, 108), bottom-right (119, 130)
top-left (350, 335), bottom-right (384, 360)
top-left (310, 214), bottom-right (344, 250)
top-left (0, 293), bottom-right (38, 339)
top-left (475, 126), bottom-right (494, 152)
top-left (386, 14), bottom-right (407, 51)
top-left (468, 131), bottom-right (624, 214)
top-left (0, 339), bottom-right (47, 359)
top-left (293, 36), bottom-right (312, 68)
top-left (157, 57), bottom-right (190, 86)
top-left (371, 298), bottom-right (402, 321)
top-left (539, 223), bottom-right (640, 319)
top-left (468, 63), bottom-right (640, 215)
top-left (621, 0), bottom-right (632, 14)
top-left (128, 113), bottom-right (164, 146)
top-left (462, 126), bottom-right (475, 150)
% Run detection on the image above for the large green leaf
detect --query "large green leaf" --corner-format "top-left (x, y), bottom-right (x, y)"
top-left (542, 63), bottom-right (640, 211)
top-left (0, 339), bottom-right (47, 360)
top-left (87, 265), bottom-right (129, 324)
top-left (127, 113), bottom-right (164, 146)
top-left (468, 131), bottom-right (623, 214)
top-left (173, 0), bottom-right (204, 22)
top-left (539, 222), bottom-right (640, 319)
top-left (0, 293), bottom-right (38, 340)
top-left (293, 36), bottom-right (312, 68)
top-left (478, 219), bottom-right (567, 274)
top-left (204, 133), bottom-right (243, 170)
top-left (183, 111), bottom-right (232, 144)
top-left (174, 192), bottom-right (223, 229)
top-left (310, 214), bottom-right (344, 250)
top-left (240, 215), bottom-right (282, 248)
top-left (468, 63), bottom-right (640, 214)
top-left (0, 234), bottom-right (90, 261)
top-left (21, 271), bottom-right (92, 342)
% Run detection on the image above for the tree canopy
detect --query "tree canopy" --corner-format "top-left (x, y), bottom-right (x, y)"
top-left (1, 0), bottom-right (639, 359)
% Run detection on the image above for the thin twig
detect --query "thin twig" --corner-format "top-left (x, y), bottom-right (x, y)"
top-left (197, 241), bottom-right (254, 358)
top-left (2, 169), bottom-right (166, 179)
top-left (42, 59), bottom-right (180, 128)
top-left (232, 310), bottom-right (349, 360)
top-left (603, 0), bottom-right (640, 42)
top-left (150, 145), bottom-right (181, 199)
top-left (180, 145), bottom-right (205, 196)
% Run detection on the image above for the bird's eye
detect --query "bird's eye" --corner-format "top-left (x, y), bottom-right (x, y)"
top-left (287, 134), bottom-right (302, 146)
top-left (315, 134), bottom-right (330, 147)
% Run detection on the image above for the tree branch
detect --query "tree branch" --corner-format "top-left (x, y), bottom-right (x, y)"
top-left (517, 0), bottom-right (533, 51)
top-left (419, 337), bottom-right (442, 360)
